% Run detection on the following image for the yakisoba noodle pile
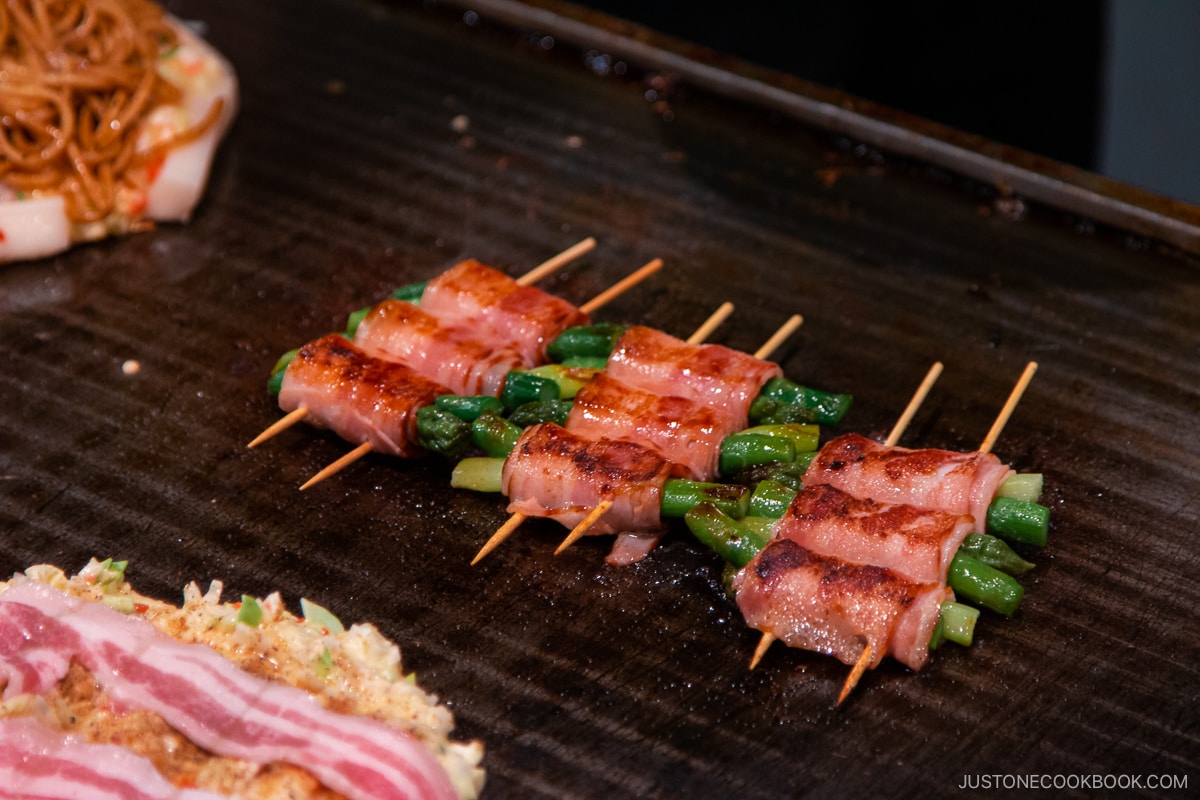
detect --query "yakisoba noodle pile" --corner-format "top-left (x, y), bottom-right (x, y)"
top-left (0, 0), bottom-right (237, 261)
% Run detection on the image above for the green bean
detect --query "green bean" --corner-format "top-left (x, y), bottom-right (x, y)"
top-left (986, 497), bottom-right (1049, 547)
top-left (559, 355), bottom-right (609, 370)
top-left (748, 479), bottom-right (798, 518)
top-left (471, 412), bottom-right (523, 458)
top-left (738, 515), bottom-right (777, 540)
top-left (947, 552), bottom-right (1024, 617)
top-left (451, 457), bottom-right (504, 492)
top-left (415, 405), bottom-right (472, 458)
top-left (958, 533), bottom-right (1034, 575)
top-left (344, 307), bottom-right (371, 338)
top-left (523, 364), bottom-right (597, 399)
top-left (742, 423), bottom-right (820, 454)
top-left (267, 348), bottom-right (299, 395)
top-left (730, 459), bottom-right (812, 491)
top-left (500, 370), bottom-right (559, 411)
top-left (546, 323), bottom-right (628, 361)
top-left (718, 433), bottom-right (795, 475)
top-left (996, 473), bottom-right (1044, 503)
top-left (390, 281), bottom-right (427, 303)
top-left (661, 479), bottom-right (750, 518)
top-left (434, 394), bottom-right (506, 422)
top-left (683, 502), bottom-right (771, 568)
top-left (507, 399), bottom-right (573, 428)
top-left (750, 377), bottom-right (854, 426)
top-left (931, 601), bottom-right (979, 648)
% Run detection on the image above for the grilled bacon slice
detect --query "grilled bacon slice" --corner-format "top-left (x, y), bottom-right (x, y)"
top-left (774, 485), bottom-right (975, 585)
top-left (354, 299), bottom-right (528, 397)
top-left (733, 538), bottom-right (949, 672)
top-left (804, 433), bottom-right (1014, 533)
top-left (419, 260), bottom-right (589, 362)
top-left (501, 422), bottom-right (684, 543)
top-left (565, 372), bottom-right (728, 481)
top-left (278, 334), bottom-right (450, 457)
top-left (604, 325), bottom-right (783, 430)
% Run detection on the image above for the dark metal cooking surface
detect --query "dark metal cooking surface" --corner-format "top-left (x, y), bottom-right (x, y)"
top-left (1, 1), bottom-right (1197, 797)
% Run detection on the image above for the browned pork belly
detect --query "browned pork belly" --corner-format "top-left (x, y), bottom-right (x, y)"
top-left (354, 299), bottom-right (528, 397)
top-left (604, 325), bottom-right (783, 431)
top-left (733, 538), bottom-right (949, 671)
top-left (278, 334), bottom-right (451, 457)
top-left (804, 433), bottom-right (1014, 534)
top-left (419, 260), bottom-right (589, 362)
top-left (773, 484), bottom-right (975, 585)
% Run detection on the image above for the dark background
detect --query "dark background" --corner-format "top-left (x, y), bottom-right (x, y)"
top-left (573, 0), bottom-right (1200, 204)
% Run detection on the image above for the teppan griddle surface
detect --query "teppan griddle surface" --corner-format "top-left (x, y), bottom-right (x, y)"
top-left (1, 1), bottom-right (1196, 797)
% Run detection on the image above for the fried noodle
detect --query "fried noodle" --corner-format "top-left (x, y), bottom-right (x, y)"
top-left (0, 0), bottom-right (222, 224)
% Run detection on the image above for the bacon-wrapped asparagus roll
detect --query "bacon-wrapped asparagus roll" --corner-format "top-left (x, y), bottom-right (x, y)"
top-left (500, 422), bottom-right (685, 548)
top-left (803, 433), bottom-right (1014, 534)
top-left (418, 260), bottom-right (590, 362)
top-left (605, 325), bottom-right (784, 430)
top-left (564, 372), bottom-right (728, 481)
top-left (733, 538), bottom-right (951, 672)
top-left (774, 484), bottom-right (975, 585)
top-left (354, 299), bottom-right (529, 397)
top-left (277, 335), bottom-right (451, 458)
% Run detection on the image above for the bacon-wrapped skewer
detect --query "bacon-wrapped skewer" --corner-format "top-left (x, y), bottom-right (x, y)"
top-left (466, 314), bottom-right (814, 565)
top-left (418, 258), bottom-right (591, 362)
top-left (733, 538), bottom-right (953, 674)
top-left (354, 299), bottom-right (531, 398)
top-left (249, 247), bottom-right (664, 487)
top-left (248, 239), bottom-right (597, 449)
top-left (803, 434), bottom-right (1014, 535)
top-left (502, 421), bottom-right (686, 547)
top-left (277, 334), bottom-right (453, 458)
top-left (686, 362), bottom-right (1046, 702)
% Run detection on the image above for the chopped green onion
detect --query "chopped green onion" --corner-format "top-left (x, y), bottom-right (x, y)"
top-left (301, 598), bottom-right (345, 635)
top-left (237, 595), bottom-right (263, 627)
top-left (102, 596), bottom-right (136, 614)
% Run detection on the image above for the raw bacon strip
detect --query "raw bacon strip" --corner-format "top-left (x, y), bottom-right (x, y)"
top-left (605, 325), bottom-right (782, 430)
top-left (0, 717), bottom-right (225, 800)
top-left (565, 373), bottom-right (727, 480)
top-left (803, 433), bottom-right (1014, 534)
top-left (354, 299), bottom-right (528, 397)
top-left (733, 539), bottom-right (948, 671)
top-left (278, 334), bottom-right (451, 457)
top-left (0, 583), bottom-right (458, 800)
top-left (420, 260), bottom-right (589, 362)
top-left (773, 485), bottom-right (975, 584)
top-left (501, 422), bottom-right (682, 541)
